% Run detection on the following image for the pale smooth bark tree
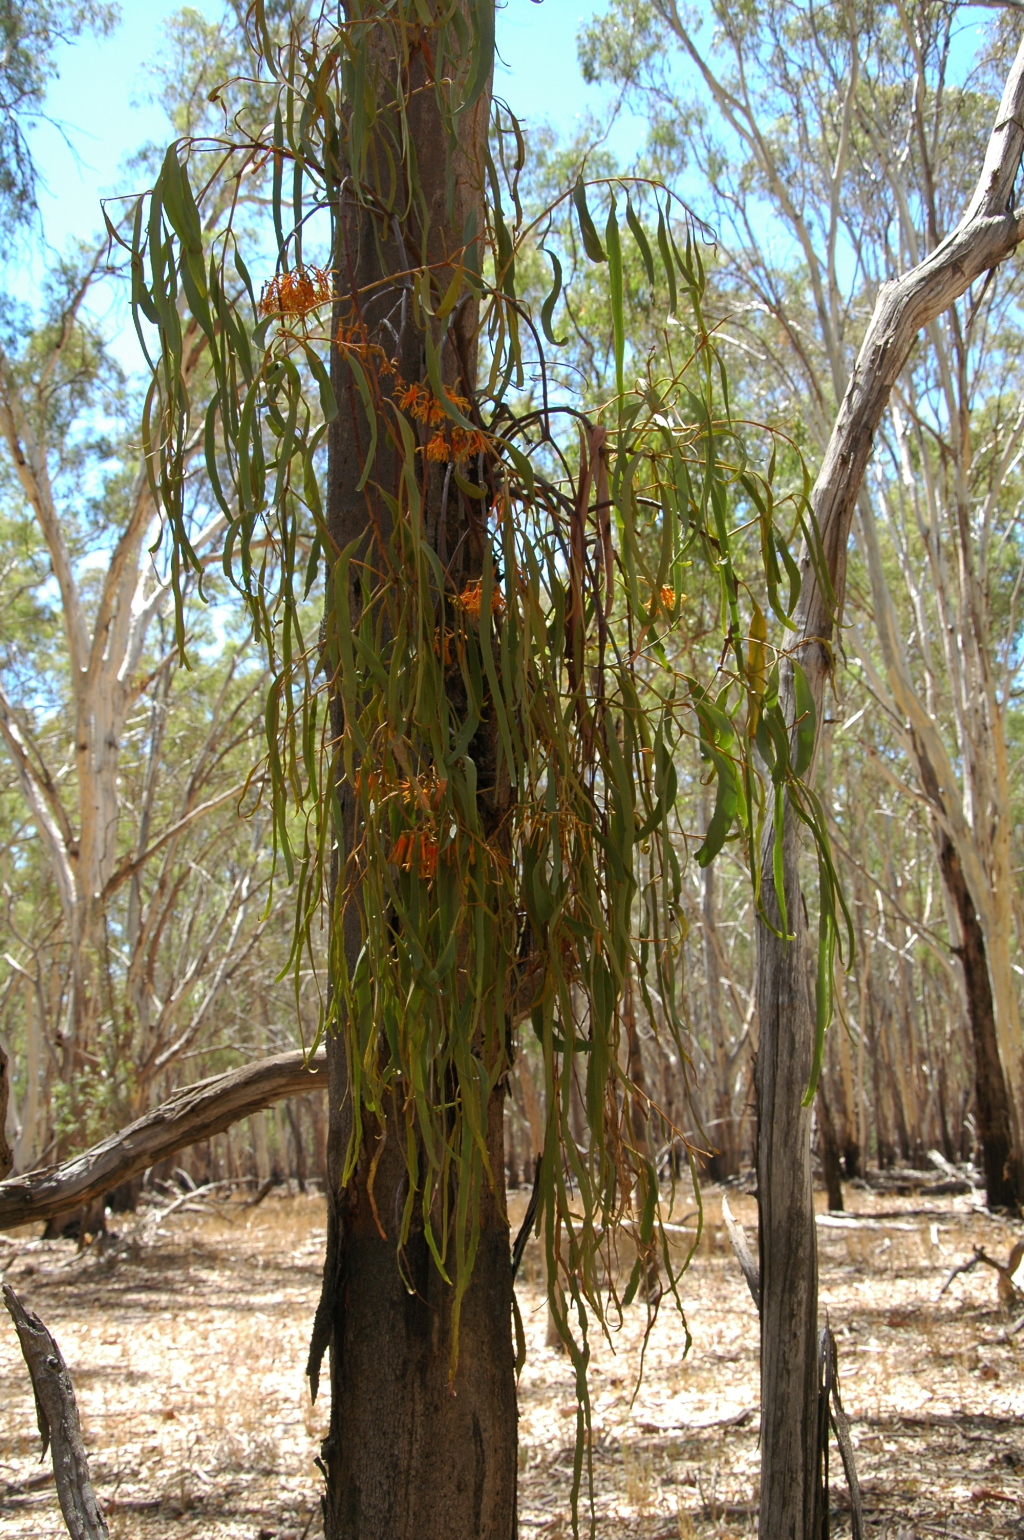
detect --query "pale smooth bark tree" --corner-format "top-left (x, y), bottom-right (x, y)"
top-left (0, 290), bottom-right (280, 1160)
top-left (0, 8), bottom-right (306, 1169)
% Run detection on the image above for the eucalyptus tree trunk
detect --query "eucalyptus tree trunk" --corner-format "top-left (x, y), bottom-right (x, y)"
top-left (702, 856), bottom-right (741, 1180)
top-left (756, 43), bottom-right (1024, 1537)
top-left (0, 341), bottom-right (136, 1085)
top-left (314, 12), bottom-right (517, 1538)
top-left (0, 1044), bottom-right (13, 1180)
top-left (935, 830), bottom-right (1018, 1206)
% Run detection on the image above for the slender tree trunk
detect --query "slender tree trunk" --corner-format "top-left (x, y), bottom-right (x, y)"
top-left (624, 973), bottom-right (651, 1161)
top-left (857, 493), bottom-right (1024, 1198)
top-left (516, 1057), bottom-right (546, 1173)
top-left (756, 813), bottom-right (819, 1538)
top-left (11, 976), bottom-right (43, 1174)
top-left (834, 988), bottom-right (860, 1178)
top-left (816, 1080), bottom-right (844, 1212)
top-left (0, 1044), bottom-right (13, 1181)
top-left (870, 981), bottom-right (895, 1169)
top-left (315, 13), bottom-right (517, 1536)
top-left (701, 838), bottom-right (740, 1179)
top-left (937, 834), bottom-right (1019, 1206)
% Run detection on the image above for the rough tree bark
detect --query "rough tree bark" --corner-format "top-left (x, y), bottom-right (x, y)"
top-left (756, 38), bottom-right (1024, 1539)
top-left (0, 1042), bottom-right (13, 1180)
top-left (311, 11), bottom-right (518, 1539)
top-left (935, 831), bottom-right (1018, 1208)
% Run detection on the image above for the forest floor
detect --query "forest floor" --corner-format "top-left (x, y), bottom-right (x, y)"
top-left (2, 1179), bottom-right (1023, 1538)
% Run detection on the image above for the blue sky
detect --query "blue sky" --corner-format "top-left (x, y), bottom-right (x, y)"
top-left (23, 0), bottom-right (641, 260)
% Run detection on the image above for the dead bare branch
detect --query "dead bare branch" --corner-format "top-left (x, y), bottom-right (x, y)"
top-left (937, 1244), bottom-right (1024, 1303)
top-left (2, 1283), bottom-right (108, 1539)
top-left (0, 1048), bottom-right (326, 1231)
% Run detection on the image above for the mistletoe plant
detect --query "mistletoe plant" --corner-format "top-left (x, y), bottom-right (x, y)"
top-left (126, 1), bottom-right (846, 1520)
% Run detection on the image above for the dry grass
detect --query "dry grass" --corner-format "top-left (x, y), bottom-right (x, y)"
top-left (2, 1183), bottom-right (1024, 1536)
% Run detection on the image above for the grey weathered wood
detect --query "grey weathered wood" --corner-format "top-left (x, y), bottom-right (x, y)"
top-left (3, 1283), bottom-right (109, 1539)
top-left (721, 1193), bottom-right (760, 1310)
top-left (756, 35), bottom-right (1024, 1540)
top-left (819, 1326), bottom-right (863, 1540)
top-left (0, 1047), bottom-right (325, 1230)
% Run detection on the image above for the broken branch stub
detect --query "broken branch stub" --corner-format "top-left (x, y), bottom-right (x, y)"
top-left (2, 1284), bottom-right (109, 1540)
top-left (818, 1326), bottom-right (863, 1540)
top-left (721, 1193), bottom-right (761, 1310)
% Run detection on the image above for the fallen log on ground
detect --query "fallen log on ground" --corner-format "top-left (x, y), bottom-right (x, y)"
top-left (0, 1048), bottom-right (326, 1231)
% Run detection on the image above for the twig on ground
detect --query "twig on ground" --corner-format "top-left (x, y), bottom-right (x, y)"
top-left (2, 1283), bottom-right (109, 1539)
top-left (817, 1215), bottom-right (918, 1231)
top-left (243, 1176), bottom-right (276, 1210)
top-left (145, 1179), bottom-right (240, 1235)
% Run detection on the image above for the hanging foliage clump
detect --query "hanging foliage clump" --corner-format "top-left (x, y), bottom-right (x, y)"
top-left (128, 0), bottom-right (847, 1514)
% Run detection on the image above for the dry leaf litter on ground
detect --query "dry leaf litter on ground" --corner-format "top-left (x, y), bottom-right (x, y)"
top-left (2, 1182), bottom-right (1023, 1537)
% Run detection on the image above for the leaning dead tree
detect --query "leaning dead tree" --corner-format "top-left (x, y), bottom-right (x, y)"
top-left (0, 1048), bottom-right (325, 1230)
top-left (757, 34), bottom-right (1024, 1538)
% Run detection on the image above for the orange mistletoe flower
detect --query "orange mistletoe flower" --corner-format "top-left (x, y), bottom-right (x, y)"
top-left (456, 579), bottom-right (505, 621)
top-left (391, 830), bottom-right (439, 880)
top-left (420, 425), bottom-right (490, 466)
top-left (417, 836), bottom-right (439, 879)
top-left (336, 317), bottom-right (395, 375)
top-left (433, 626), bottom-right (455, 666)
top-left (450, 426), bottom-right (490, 462)
top-left (657, 585), bottom-right (685, 610)
top-left (397, 381), bottom-right (432, 421)
top-left (397, 381), bottom-right (472, 429)
top-left (259, 265), bottom-right (332, 317)
top-left (399, 771), bottom-right (448, 814)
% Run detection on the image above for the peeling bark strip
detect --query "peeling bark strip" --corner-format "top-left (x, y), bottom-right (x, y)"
top-left (817, 1327), bottom-right (862, 1540)
top-left (756, 37), bottom-right (1024, 1540)
top-left (0, 1049), bottom-right (325, 1230)
top-left (3, 1284), bottom-right (109, 1540)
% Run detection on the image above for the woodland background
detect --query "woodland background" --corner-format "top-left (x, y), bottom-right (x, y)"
top-left (0, 0), bottom-right (1020, 1231)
